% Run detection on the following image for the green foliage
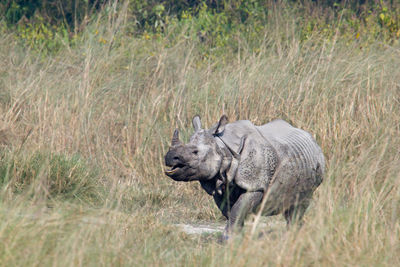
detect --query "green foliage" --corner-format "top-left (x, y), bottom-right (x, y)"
top-left (127, 0), bottom-right (400, 59)
top-left (14, 17), bottom-right (73, 54)
top-left (0, 0), bottom-right (104, 54)
top-left (377, 4), bottom-right (400, 39)
top-left (298, 1), bottom-right (400, 45)
top-left (1, 0), bottom-right (106, 28)
top-left (0, 151), bottom-right (104, 204)
top-left (1, 0), bottom-right (400, 54)
top-left (128, 0), bottom-right (268, 32)
top-left (1, 0), bottom-right (41, 24)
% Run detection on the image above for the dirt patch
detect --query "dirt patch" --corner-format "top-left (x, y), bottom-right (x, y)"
top-left (175, 223), bottom-right (224, 235)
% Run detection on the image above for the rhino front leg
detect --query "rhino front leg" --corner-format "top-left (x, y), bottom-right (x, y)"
top-left (223, 191), bottom-right (263, 240)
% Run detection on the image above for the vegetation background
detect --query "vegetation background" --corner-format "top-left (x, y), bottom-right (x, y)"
top-left (0, 0), bottom-right (399, 265)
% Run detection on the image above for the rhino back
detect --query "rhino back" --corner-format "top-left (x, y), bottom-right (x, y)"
top-left (257, 119), bottom-right (324, 176)
top-left (256, 119), bottom-right (325, 214)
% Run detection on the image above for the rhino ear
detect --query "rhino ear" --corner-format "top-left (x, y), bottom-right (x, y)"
top-left (192, 115), bottom-right (202, 131)
top-left (171, 129), bottom-right (182, 146)
top-left (212, 115), bottom-right (228, 135)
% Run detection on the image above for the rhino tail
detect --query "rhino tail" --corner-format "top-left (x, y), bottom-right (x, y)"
top-left (314, 162), bottom-right (323, 186)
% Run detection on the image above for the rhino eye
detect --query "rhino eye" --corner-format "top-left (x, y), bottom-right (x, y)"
top-left (192, 150), bottom-right (198, 155)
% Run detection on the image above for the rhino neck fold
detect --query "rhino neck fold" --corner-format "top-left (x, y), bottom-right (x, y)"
top-left (215, 136), bottom-right (242, 184)
top-left (199, 136), bottom-right (240, 196)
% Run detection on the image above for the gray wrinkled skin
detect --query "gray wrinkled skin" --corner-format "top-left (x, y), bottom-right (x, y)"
top-left (164, 115), bottom-right (325, 240)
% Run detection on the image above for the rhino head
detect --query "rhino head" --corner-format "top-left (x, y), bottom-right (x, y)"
top-left (164, 115), bottom-right (228, 182)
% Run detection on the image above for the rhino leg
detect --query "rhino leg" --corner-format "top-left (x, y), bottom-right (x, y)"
top-left (213, 193), bottom-right (229, 219)
top-left (283, 197), bottom-right (311, 226)
top-left (223, 191), bottom-right (263, 240)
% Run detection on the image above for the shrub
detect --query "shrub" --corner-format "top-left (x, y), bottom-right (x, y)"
top-left (0, 151), bottom-right (104, 205)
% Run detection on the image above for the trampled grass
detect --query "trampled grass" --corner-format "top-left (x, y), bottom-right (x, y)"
top-left (0, 3), bottom-right (399, 266)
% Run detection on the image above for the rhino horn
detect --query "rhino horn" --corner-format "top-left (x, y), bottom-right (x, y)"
top-left (171, 129), bottom-right (182, 146)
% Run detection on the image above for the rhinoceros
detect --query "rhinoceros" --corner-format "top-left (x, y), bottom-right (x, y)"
top-left (164, 115), bottom-right (325, 239)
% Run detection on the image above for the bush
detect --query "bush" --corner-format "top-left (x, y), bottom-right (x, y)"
top-left (1, 1), bottom-right (400, 55)
top-left (1, 0), bottom-right (106, 28)
top-left (0, 151), bottom-right (104, 204)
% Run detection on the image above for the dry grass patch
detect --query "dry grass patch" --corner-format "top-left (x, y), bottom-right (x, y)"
top-left (0, 5), bottom-right (399, 265)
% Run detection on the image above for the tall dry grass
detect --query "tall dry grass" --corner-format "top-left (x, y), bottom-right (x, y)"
top-left (0, 3), bottom-right (399, 266)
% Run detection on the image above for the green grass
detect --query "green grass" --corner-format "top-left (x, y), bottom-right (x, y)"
top-left (0, 1), bottom-right (399, 266)
top-left (0, 151), bottom-right (104, 204)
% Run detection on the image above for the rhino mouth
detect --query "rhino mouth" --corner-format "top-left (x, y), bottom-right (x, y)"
top-left (165, 163), bottom-right (186, 176)
top-left (164, 163), bottom-right (199, 181)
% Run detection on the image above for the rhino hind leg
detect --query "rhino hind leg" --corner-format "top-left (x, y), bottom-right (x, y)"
top-left (283, 197), bottom-right (311, 226)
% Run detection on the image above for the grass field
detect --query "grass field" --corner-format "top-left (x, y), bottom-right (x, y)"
top-left (0, 2), bottom-right (400, 266)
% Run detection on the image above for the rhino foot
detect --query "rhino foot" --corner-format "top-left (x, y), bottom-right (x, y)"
top-left (283, 198), bottom-right (311, 226)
